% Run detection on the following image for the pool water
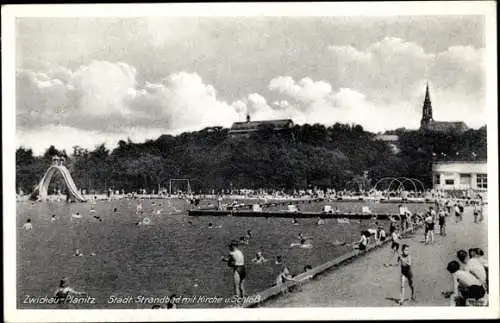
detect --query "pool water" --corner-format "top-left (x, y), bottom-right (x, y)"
top-left (16, 199), bottom-right (430, 309)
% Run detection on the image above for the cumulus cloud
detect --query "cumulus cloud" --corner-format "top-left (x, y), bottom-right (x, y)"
top-left (266, 76), bottom-right (421, 130)
top-left (16, 35), bottom-right (486, 154)
top-left (17, 61), bottom-right (243, 135)
top-left (327, 37), bottom-right (484, 106)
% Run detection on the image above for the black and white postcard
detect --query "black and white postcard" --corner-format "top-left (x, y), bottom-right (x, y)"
top-left (2, 2), bottom-right (498, 322)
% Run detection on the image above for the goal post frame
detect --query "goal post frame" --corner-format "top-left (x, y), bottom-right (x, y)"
top-left (169, 178), bottom-right (192, 195)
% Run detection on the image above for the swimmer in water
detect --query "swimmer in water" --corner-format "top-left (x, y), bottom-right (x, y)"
top-left (246, 230), bottom-right (252, 240)
top-left (317, 217), bottom-right (325, 225)
top-left (292, 218), bottom-right (299, 225)
top-left (275, 255), bottom-right (283, 265)
top-left (51, 214), bottom-right (56, 223)
top-left (291, 233), bottom-right (312, 248)
top-left (23, 218), bottom-right (33, 231)
top-left (113, 208), bottom-right (118, 213)
top-left (251, 251), bottom-right (268, 264)
top-left (332, 240), bottom-right (347, 246)
top-left (239, 236), bottom-right (249, 245)
top-left (93, 215), bottom-right (102, 221)
top-left (208, 222), bottom-right (222, 229)
top-left (73, 249), bottom-right (84, 257)
top-left (71, 212), bottom-right (82, 219)
top-left (298, 232), bottom-right (312, 243)
top-left (54, 278), bottom-right (87, 304)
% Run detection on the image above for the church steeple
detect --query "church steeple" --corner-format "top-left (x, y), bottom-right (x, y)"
top-left (420, 81), bottom-right (433, 130)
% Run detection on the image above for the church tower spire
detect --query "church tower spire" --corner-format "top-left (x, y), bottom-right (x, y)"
top-left (420, 81), bottom-right (433, 130)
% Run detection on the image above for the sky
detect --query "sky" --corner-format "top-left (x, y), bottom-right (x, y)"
top-left (14, 15), bottom-right (487, 155)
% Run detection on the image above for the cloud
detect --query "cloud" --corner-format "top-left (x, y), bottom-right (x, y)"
top-left (16, 35), bottom-right (487, 154)
top-left (327, 37), bottom-right (484, 105)
top-left (269, 76), bottom-right (332, 105)
top-left (17, 61), bottom-right (243, 136)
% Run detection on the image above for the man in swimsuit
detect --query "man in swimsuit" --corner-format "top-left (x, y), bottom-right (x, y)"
top-left (397, 244), bottom-right (415, 304)
top-left (221, 240), bottom-right (246, 297)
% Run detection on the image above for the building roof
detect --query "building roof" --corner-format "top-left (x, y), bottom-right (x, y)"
top-left (433, 160), bottom-right (487, 165)
top-left (229, 119), bottom-right (293, 132)
top-left (373, 134), bottom-right (399, 142)
top-left (426, 121), bottom-right (468, 132)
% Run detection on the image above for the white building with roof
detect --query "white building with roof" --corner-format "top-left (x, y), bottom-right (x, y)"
top-left (432, 160), bottom-right (487, 191)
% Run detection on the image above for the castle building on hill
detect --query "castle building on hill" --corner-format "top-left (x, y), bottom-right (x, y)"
top-left (420, 82), bottom-right (468, 133)
top-left (228, 114), bottom-right (294, 138)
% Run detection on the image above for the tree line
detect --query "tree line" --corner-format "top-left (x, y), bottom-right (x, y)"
top-left (15, 123), bottom-right (487, 194)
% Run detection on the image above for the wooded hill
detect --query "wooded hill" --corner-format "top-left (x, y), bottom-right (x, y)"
top-left (16, 123), bottom-right (487, 194)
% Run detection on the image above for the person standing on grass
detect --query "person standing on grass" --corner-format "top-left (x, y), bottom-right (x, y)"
top-left (221, 240), bottom-right (246, 298)
top-left (397, 244), bottom-right (415, 305)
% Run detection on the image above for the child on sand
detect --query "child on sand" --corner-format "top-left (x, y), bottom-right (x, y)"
top-left (424, 211), bottom-right (435, 245)
top-left (397, 244), bottom-right (415, 304)
top-left (385, 227), bottom-right (400, 266)
top-left (438, 208), bottom-right (446, 236)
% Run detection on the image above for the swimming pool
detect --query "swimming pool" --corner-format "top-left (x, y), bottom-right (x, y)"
top-left (16, 199), bottom-right (431, 308)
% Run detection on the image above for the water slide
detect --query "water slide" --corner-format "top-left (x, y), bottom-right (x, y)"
top-left (32, 165), bottom-right (87, 202)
